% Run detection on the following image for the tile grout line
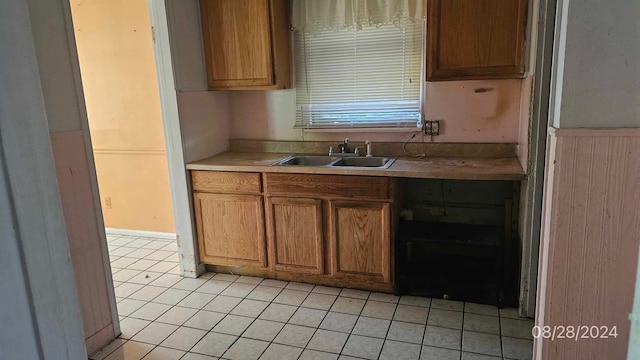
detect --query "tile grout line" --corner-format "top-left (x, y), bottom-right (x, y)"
top-left (318, 288), bottom-right (362, 357)
top-left (254, 285), bottom-right (328, 359)
top-left (233, 283), bottom-right (343, 358)
top-left (121, 275), bottom-right (227, 355)
top-left (91, 240), bottom-right (158, 358)
top-left (152, 277), bottom-right (262, 356)
top-left (184, 278), bottom-right (331, 358)
top-left (417, 299), bottom-right (431, 360)
top-left (337, 290), bottom-right (384, 359)
top-left (218, 278), bottom-right (289, 359)
top-left (460, 302), bottom-right (465, 360)
top-left (112, 252), bottom-right (200, 357)
top-left (376, 296), bottom-right (400, 360)
top-left (98, 237), bottom-right (182, 359)
top-left (105, 236), bottom-right (529, 360)
top-left (216, 280), bottom-right (362, 358)
top-left (498, 310), bottom-right (505, 360)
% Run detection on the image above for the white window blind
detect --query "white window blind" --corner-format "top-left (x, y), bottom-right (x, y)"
top-left (294, 22), bottom-right (424, 129)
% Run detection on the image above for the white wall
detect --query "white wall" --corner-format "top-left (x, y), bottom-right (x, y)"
top-left (166, 0), bottom-right (231, 162)
top-left (0, 157), bottom-right (41, 360)
top-left (24, 0), bottom-right (118, 353)
top-left (26, 0), bottom-right (85, 133)
top-left (147, 0), bottom-right (232, 278)
top-left (552, 0), bottom-right (640, 129)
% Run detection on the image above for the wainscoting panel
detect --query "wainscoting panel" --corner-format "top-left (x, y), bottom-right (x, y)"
top-left (51, 131), bottom-right (115, 354)
top-left (536, 128), bottom-right (640, 359)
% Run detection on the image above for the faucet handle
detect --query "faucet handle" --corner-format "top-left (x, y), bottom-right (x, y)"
top-left (354, 147), bottom-right (360, 155)
top-left (328, 146), bottom-right (333, 156)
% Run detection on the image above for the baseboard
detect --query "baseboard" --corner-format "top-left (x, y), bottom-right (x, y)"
top-left (85, 323), bottom-right (116, 357)
top-left (105, 228), bottom-right (177, 240)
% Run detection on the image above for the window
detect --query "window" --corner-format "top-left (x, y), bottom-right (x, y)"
top-left (294, 22), bottom-right (424, 129)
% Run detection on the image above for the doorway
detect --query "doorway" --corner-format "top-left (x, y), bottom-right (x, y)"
top-left (70, 0), bottom-right (175, 236)
top-left (67, 0), bottom-right (186, 354)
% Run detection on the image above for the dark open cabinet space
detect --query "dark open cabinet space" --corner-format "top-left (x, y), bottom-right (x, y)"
top-left (394, 179), bottom-right (520, 307)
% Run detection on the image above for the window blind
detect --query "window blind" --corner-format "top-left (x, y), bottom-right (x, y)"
top-left (294, 22), bottom-right (424, 129)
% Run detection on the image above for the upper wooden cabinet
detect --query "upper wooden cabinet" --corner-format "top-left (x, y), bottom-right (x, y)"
top-left (199, 0), bottom-right (291, 90)
top-left (426, 0), bottom-right (528, 81)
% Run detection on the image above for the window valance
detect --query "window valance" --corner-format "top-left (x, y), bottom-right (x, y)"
top-left (291, 0), bottom-right (425, 35)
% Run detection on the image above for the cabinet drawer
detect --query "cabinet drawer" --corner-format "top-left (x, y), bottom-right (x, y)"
top-left (192, 171), bottom-right (261, 194)
top-left (265, 173), bottom-right (389, 200)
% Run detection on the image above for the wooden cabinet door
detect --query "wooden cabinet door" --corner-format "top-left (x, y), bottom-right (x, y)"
top-left (329, 201), bottom-right (390, 283)
top-left (193, 193), bottom-right (267, 268)
top-left (427, 0), bottom-right (528, 80)
top-left (200, 0), bottom-right (273, 88)
top-left (266, 197), bottom-right (324, 274)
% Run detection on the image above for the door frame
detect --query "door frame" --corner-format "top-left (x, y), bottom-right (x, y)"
top-left (0, 1), bottom-right (87, 357)
top-left (60, 0), bottom-right (121, 337)
top-left (147, 0), bottom-right (205, 278)
top-left (519, 0), bottom-right (557, 317)
top-left (146, 0), bottom-right (560, 316)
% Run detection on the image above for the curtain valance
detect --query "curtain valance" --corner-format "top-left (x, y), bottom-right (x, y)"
top-left (291, 0), bottom-right (425, 35)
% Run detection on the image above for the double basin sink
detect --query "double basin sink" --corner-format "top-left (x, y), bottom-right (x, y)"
top-left (272, 155), bottom-right (396, 169)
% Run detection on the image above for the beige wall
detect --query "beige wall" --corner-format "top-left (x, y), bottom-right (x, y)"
top-left (229, 78), bottom-right (525, 144)
top-left (71, 0), bottom-right (175, 233)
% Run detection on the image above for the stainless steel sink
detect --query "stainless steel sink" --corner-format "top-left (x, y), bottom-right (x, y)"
top-left (332, 156), bottom-right (396, 168)
top-left (272, 155), bottom-right (340, 166)
top-left (272, 155), bottom-right (395, 169)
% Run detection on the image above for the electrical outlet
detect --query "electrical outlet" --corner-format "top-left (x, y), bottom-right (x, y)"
top-left (423, 120), bottom-right (440, 136)
top-left (104, 196), bottom-right (112, 209)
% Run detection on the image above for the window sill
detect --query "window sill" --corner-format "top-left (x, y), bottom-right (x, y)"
top-left (301, 127), bottom-right (422, 133)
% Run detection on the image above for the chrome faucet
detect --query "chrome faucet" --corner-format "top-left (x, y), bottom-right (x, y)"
top-left (338, 138), bottom-right (349, 153)
top-left (330, 138), bottom-right (363, 156)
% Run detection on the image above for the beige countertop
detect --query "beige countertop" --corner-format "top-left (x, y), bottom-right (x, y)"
top-left (186, 152), bottom-right (526, 181)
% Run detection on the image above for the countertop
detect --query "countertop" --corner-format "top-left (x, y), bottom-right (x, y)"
top-left (186, 152), bottom-right (526, 181)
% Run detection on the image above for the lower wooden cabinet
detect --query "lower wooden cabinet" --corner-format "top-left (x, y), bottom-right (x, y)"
top-left (191, 171), bottom-right (395, 291)
top-left (193, 192), bottom-right (267, 268)
top-left (329, 201), bottom-right (391, 284)
top-left (266, 197), bottom-right (324, 274)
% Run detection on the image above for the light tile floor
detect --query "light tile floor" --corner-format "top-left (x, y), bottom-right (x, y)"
top-left (93, 233), bottom-right (534, 360)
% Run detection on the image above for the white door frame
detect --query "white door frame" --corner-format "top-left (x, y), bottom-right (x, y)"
top-left (0, 0), bottom-right (86, 357)
top-left (518, 0), bottom-right (557, 318)
top-left (628, 246), bottom-right (640, 357)
top-left (60, 0), bottom-right (121, 336)
top-left (147, 0), bottom-right (204, 278)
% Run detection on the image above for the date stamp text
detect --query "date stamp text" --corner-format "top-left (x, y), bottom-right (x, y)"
top-left (532, 326), bottom-right (618, 341)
